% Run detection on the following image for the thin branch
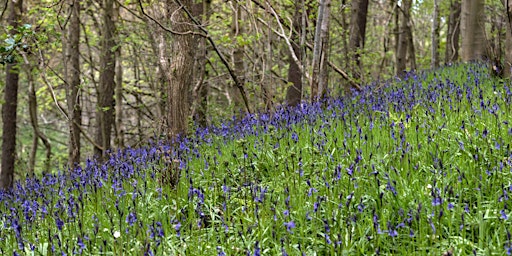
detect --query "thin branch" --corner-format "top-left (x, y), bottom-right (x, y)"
top-left (174, 0), bottom-right (252, 113)
top-left (36, 46), bottom-right (104, 151)
top-left (137, 0), bottom-right (206, 36)
top-left (264, 1), bottom-right (310, 83)
top-left (252, 0), bottom-right (361, 91)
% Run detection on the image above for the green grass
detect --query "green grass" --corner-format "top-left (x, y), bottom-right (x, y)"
top-left (1, 63), bottom-right (512, 255)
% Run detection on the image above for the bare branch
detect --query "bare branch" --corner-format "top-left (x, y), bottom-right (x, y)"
top-left (174, 0), bottom-right (252, 114)
top-left (137, 0), bottom-right (206, 36)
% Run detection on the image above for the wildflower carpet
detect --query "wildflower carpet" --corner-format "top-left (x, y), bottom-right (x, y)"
top-left (1, 63), bottom-right (511, 255)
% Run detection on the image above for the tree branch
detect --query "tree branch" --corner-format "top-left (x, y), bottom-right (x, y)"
top-left (174, 0), bottom-right (252, 114)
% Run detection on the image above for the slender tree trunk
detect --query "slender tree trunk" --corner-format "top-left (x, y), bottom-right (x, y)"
top-left (396, 1), bottom-right (407, 77)
top-left (67, 0), bottom-right (81, 166)
top-left (396, 0), bottom-right (412, 77)
top-left (231, 1), bottom-right (244, 113)
top-left (0, 0), bottom-right (23, 190)
top-left (431, 0), bottom-right (440, 68)
top-left (285, 0), bottom-right (303, 107)
top-left (114, 44), bottom-right (124, 148)
top-left (348, 0), bottom-right (369, 80)
top-left (461, 0), bottom-right (486, 61)
top-left (95, 0), bottom-right (116, 158)
top-left (22, 52), bottom-right (52, 175)
top-left (193, 0), bottom-right (211, 126)
top-left (504, 0), bottom-right (512, 78)
top-left (311, 0), bottom-right (331, 101)
top-left (445, 0), bottom-right (461, 64)
top-left (406, 17), bottom-right (416, 71)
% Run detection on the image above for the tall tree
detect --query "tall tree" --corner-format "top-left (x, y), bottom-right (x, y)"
top-left (348, 0), bottom-right (369, 80)
top-left (144, 0), bottom-right (203, 139)
top-left (192, 0), bottom-right (211, 126)
top-left (95, 0), bottom-right (116, 158)
top-left (1, 0), bottom-right (23, 189)
top-left (504, 0), bottom-right (512, 78)
top-left (311, 0), bottom-right (331, 101)
top-left (285, 0), bottom-right (303, 106)
top-left (445, 0), bottom-right (461, 64)
top-left (396, 0), bottom-right (412, 77)
top-left (461, 0), bottom-right (486, 61)
top-left (67, 0), bottom-right (82, 166)
top-left (231, 1), bottom-right (244, 113)
top-left (431, 0), bottom-right (440, 68)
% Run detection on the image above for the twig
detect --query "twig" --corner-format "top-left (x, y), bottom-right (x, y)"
top-left (174, 0), bottom-right (252, 114)
top-left (137, 0), bottom-right (206, 36)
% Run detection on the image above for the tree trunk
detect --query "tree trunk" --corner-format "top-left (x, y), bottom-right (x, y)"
top-left (461, 0), bottom-right (486, 61)
top-left (165, 0), bottom-right (199, 140)
top-left (114, 44), bottom-right (124, 148)
top-left (431, 0), bottom-right (440, 68)
top-left (504, 0), bottom-right (512, 78)
top-left (95, 0), bottom-right (116, 158)
top-left (22, 52), bottom-right (52, 175)
top-left (231, 2), bottom-right (245, 114)
top-left (348, 0), bottom-right (369, 80)
top-left (445, 0), bottom-right (461, 64)
top-left (395, 0), bottom-right (410, 77)
top-left (1, 0), bottom-right (23, 190)
top-left (396, 0), bottom-right (416, 77)
top-left (311, 0), bottom-right (331, 101)
top-left (67, 0), bottom-right (81, 166)
top-left (193, 0), bottom-right (211, 127)
top-left (285, 0), bottom-right (303, 107)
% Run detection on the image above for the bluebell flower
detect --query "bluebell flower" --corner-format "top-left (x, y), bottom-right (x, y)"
top-left (501, 210), bottom-right (509, 220)
top-left (284, 221), bottom-right (295, 233)
top-left (253, 241), bottom-right (260, 256)
top-left (217, 246), bottom-right (226, 256)
top-left (126, 212), bottom-right (137, 226)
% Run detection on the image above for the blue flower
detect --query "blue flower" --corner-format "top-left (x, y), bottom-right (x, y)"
top-left (284, 221), bottom-right (295, 233)
top-left (501, 210), bottom-right (509, 220)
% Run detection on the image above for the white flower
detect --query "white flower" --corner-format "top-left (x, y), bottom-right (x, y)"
top-left (113, 231), bottom-right (121, 239)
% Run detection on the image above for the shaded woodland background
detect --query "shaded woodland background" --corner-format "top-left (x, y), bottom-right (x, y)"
top-left (0, 0), bottom-right (511, 189)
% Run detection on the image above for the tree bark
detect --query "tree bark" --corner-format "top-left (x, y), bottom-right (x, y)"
top-left (348, 0), bottom-right (369, 80)
top-left (166, 0), bottom-right (199, 140)
top-left (310, 0), bottom-right (331, 101)
top-left (114, 44), bottom-right (124, 148)
top-left (1, 0), bottom-right (22, 190)
top-left (504, 0), bottom-right (512, 78)
top-left (445, 0), bottom-right (461, 64)
top-left (193, 0), bottom-right (211, 126)
top-left (461, 0), bottom-right (486, 61)
top-left (285, 0), bottom-right (303, 107)
top-left (95, 0), bottom-right (116, 158)
top-left (431, 0), bottom-right (440, 68)
top-left (231, 1), bottom-right (245, 113)
top-left (67, 0), bottom-right (81, 166)
top-left (395, 0), bottom-right (412, 77)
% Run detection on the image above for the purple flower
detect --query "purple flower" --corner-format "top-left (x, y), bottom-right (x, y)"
top-left (386, 181), bottom-right (397, 196)
top-left (254, 241), bottom-right (260, 256)
top-left (432, 197), bottom-right (443, 206)
top-left (126, 212), bottom-right (137, 226)
top-left (55, 217), bottom-right (64, 231)
top-left (175, 222), bottom-right (182, 237)
top-left (217, 246), bottom-right (226, 256)
top-left (501, 210), bottom-right (509, 220)
top-left (291, 132), bottom-right (299, 143)
top-left (284, 221), bottom-right (296, 233)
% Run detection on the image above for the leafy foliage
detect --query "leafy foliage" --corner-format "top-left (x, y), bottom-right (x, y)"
top-left (1, 63), bottom-right (512, 255)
